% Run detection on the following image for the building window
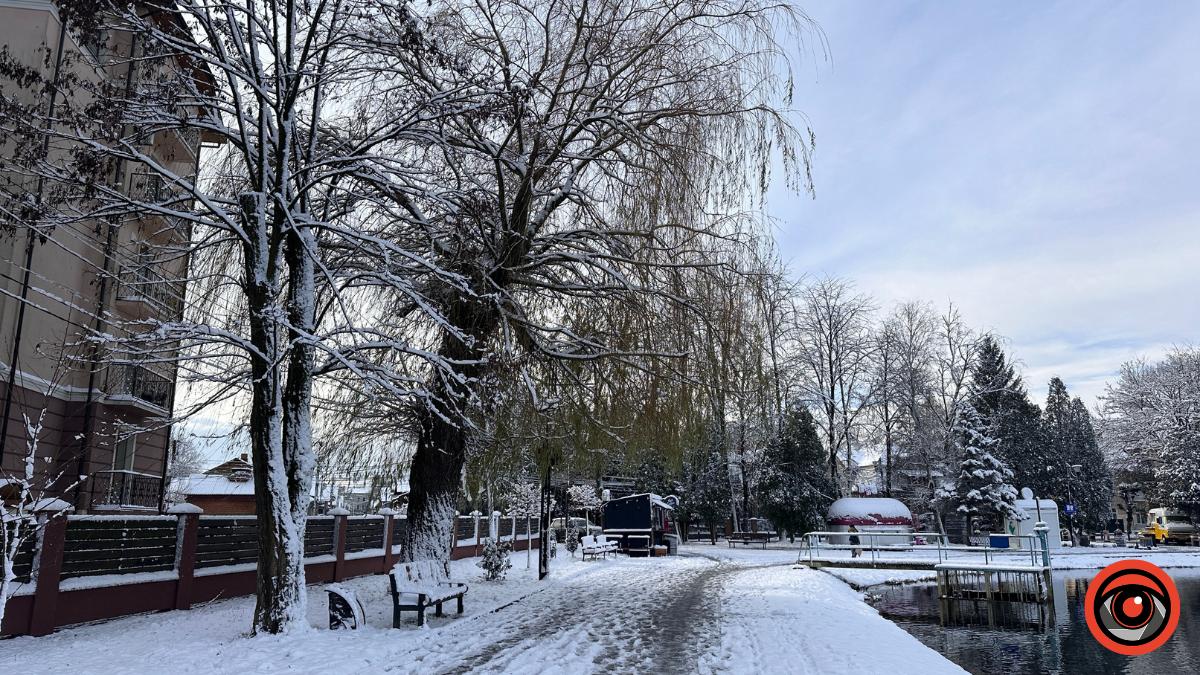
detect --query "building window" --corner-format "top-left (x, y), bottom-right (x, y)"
top-left (82, 29), bottom-right (110, 64)
top-left (114, 434), bottom-right (137, 472)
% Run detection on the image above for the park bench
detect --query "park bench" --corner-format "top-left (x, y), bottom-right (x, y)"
top-left (581, 535), bottom-right (619, 560)
top-left (389, 560), bottom-right (469, 627)
top-left (727, 531), bottom-right (770, 549)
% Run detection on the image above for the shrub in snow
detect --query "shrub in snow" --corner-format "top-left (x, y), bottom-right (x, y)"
top-left (547, 530), bottom-right (557, 558)
top-left (478, 538), bottom-right (513, 581)
top-left (564, 526), bottom-right (580, 558)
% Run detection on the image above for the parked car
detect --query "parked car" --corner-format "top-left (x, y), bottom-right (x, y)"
top-left (551, 517), bottom-right (601, 541)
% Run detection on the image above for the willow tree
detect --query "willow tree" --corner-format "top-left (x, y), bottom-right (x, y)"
top-left (359, 0), bottom-right (818, 562)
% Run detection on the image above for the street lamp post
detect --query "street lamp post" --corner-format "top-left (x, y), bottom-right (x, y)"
top-left (1066, 464), bottom-right (1082, 546)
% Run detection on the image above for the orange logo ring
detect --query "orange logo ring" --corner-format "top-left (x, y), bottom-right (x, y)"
top-left (1084, 559), bottom-right (1180, 656)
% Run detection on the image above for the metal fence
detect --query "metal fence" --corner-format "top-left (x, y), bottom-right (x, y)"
top-left (62, 516), bottom-right (177, 579)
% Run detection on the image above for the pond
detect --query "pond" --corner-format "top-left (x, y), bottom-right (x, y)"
top-left (869, 570), bottom-right (1200, 674)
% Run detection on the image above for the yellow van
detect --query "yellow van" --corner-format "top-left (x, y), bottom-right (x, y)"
top-left (1142, 508), bottom-right (1196, 545)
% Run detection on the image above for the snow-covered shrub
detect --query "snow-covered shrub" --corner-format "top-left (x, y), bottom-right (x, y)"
top-left (477, 538), bottom-right (513, 581)
top-left (565, 526), bottom-right (580, 557)
top-left (547, 530), bottom-right (557, 558)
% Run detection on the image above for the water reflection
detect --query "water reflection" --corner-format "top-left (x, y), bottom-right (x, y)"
top-left (872, 570), bottom-right (1200, 675)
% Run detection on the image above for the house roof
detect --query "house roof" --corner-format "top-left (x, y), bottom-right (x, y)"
top-left (184, 473), bottom-right (255, 497)
top-left (205, 456), bottom-right (252, 477)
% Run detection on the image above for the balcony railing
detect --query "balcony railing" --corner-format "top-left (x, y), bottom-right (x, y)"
top-left (116, 263), bottom-right (185, 318)
top-left (106, 361), bottom-right (172, 410)
top-left (89, 470), bottom-right (163, 510)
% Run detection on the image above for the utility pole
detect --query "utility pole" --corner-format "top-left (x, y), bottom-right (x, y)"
top-left (538, 459), bottom-right (554, 581)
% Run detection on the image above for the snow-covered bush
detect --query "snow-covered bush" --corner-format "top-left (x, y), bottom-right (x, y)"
top-left (547, 530), bottom-right (557, 559)
top-left (477, 538), bottom-right (513, 581)
top-left (564, 526), bottom-right (580, 558)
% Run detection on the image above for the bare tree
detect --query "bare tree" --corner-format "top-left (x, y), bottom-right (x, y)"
top-left (0, 354), bottom-right (82, 627)
top-left (794, 276), bottom-right (876, 494)
top-left (1100, 347), bottom-right (1200, 514)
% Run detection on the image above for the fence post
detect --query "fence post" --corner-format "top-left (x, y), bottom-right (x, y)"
top-left (451, 511), bottom-right (459, 557)
top-left (168, 503), bottom-right (203, 610)
top-left (330, 507), bottom-right (349, 582)
top-left (471, 510), bottom-right (482, 557)
top-left (1034, 522), bottom-right (1051, 568)
top-left (29, 499), bottom-right (72, 637)
top-left (379, 508), bottom-right (396, 572)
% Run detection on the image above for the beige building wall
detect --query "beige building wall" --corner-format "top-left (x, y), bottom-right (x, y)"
top-left (0, 0), bottom-right (199, 511)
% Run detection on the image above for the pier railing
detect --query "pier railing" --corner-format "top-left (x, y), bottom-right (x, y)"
top-left (799, 529), bottom-right (1052, 570)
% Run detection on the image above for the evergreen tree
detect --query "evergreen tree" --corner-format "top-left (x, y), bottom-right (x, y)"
top-left (679, 432), bottom-right (733, 544)
top-left (633, 452), bottom-right (670, 496)
top-left (950, 404), bottom-right (1023, 529)
top-left (759, 409), bottom-right (836, 542)
top-left (1067, 397), bottom-right (1113, 534)
top-left (1043, 378), bottom-right (1112, 543)
top-left (970, 336), bottom-right (1046, 498)
top-left (972, 336), bottom-right (1022, 420)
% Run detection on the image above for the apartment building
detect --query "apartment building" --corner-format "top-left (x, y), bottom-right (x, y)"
top-left (0, 0), bottom-right (211, 512)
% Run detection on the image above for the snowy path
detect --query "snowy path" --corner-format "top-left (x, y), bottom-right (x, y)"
top-left (404, 554), bottom-right (732, 674)
top-left (0, 546), bottom-right (966, 675)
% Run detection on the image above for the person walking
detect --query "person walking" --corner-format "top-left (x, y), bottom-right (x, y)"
top-left (848, 525), bottom-right (862, 558)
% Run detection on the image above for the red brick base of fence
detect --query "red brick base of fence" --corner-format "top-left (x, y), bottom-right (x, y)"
top-left (1, 507), bottom-right (539, 637)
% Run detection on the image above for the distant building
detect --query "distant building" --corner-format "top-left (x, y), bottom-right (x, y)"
top-left (183, 455), bottom-right (255, 514)
top-left (1113, 486), bottom-right (1149, 534)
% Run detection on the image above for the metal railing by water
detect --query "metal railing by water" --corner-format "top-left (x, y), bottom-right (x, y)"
top-left (800, 528), bottom-right (1052, 570)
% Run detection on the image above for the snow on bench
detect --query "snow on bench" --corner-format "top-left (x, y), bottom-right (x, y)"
top-left (388, 560), bottom-right (469, 627)
top-left (580, 535), bottom-right (619, 560)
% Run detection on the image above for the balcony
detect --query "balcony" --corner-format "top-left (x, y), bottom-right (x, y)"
top-left (105, 361), bottom-right (172, 411)
top-left (88, 470), bottom-right (163, 510)
top-left (116, 263), bottom-right (185, 319)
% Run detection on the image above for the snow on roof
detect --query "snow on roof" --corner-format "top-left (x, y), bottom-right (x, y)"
top-left (611, 493), bottom-right (675, 510)
top-left (827, 497), bottom-right (913, 526)
top-left (184, 473), bottom-right (255, 496)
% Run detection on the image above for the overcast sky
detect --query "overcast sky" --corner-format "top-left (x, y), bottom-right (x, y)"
top-left (770, 1), bottom-right (1200, 408)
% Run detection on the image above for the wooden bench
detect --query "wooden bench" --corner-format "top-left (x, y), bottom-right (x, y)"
top-left (581, 535), bottom-right (619, 560)
top-left (389, 560), bottom-right (469, 627)
top-left (727, 532), bottom-right (770, 548)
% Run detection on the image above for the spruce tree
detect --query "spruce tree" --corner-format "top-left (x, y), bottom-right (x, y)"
top-left (970, 336), bottom-right (1046, 498)
top-left (1067, 397), bottom-right (1113, 535)
top-left (759, 409), bottom-right (836, 542)
top-left (951, 404), bottom-right (1023, 529)
top-left (1043, 378), bottom-right (1112, 543)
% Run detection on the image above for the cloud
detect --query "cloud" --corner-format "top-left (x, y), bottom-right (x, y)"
top-left (771, 0), bottom-right (1200, 406)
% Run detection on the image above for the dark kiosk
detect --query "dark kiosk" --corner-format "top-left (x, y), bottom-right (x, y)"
top-left (601, 493), bottom-right (678, 556)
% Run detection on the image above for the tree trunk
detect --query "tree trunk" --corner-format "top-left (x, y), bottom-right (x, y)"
top-left (402, 395), bottom-right (469, 565)
top-left (242, 193), bottom-right (313, 635)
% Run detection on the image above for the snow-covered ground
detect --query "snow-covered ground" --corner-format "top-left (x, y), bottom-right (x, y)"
top-left (819, 567), bottom-right (937, 589)
top-left (0, 544), bottom-right (968, 674)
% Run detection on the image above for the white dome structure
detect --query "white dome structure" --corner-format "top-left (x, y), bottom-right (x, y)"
top-left (826, 497), bottom-right (915, 546)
